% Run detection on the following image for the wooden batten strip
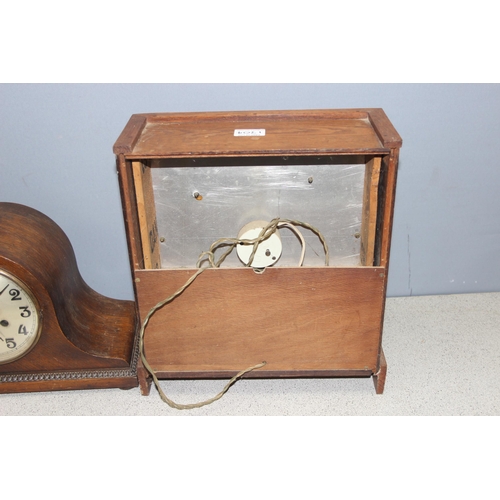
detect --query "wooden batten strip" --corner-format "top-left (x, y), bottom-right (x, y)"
top-left (132, 161), bottom-right (161, 270)
top-left (360, 157), bottom-right (382, 266)
top-left (379, 150), bottom-right (400, 268)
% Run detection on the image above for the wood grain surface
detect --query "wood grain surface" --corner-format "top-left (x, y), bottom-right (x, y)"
top-left (114, 109), bottom-right (402, 158)
top-left (136, 267), bottom-right (386, 375)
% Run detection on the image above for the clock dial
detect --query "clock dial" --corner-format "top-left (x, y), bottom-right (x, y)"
top-left (0, 270), bottom-right (41, 364)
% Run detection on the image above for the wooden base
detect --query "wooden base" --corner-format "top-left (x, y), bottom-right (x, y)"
top-left (0, 375), bottom-right (138, 394)
top-left (137, 360), bottom-right (153, 396)
top-left (137, 351), bottom-right (388, 396)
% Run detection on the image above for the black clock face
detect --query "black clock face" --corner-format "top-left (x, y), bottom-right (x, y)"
top-left (0, 270), bottom-right (41, 364)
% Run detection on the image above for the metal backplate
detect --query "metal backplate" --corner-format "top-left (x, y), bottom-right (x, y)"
top-left (151, 160), bottom-right (365, 268)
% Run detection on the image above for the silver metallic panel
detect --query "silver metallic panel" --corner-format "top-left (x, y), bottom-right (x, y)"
top-left (151, 163), bottom-right (365, 268)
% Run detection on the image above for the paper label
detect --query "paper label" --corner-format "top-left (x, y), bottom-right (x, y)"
top-left (234, 129), bottom-right (266, 137)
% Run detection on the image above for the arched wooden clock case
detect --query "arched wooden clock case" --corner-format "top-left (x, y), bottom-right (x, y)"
top-left (0, 203), bottom-right (139, 394)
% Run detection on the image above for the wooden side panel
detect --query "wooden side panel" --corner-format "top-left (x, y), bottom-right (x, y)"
top-left (135, 267), bottom-right (386, 375)
top-left (360, 157), bottom-right (381, 266)
top-left (132, 161), bottom-right (161, 269)
top-left (372, 149), bottom-right (400, 383)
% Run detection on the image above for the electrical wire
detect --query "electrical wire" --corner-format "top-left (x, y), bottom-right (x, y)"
top-left (197, 217), bottom-right (329, 269)
top-left (277, 222), bottom-right (306, 266)
top-left (139, 217), bottom-right (329, 410)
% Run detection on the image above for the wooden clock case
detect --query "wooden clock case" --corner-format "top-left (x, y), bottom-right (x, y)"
top-left (0, 203), bottom-right (139, 394)
top-left (114, 108), bottom-right (402, 395)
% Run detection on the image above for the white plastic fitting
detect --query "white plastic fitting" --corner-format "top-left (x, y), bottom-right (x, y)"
top-left (236, 220), bottom-right (282, 268)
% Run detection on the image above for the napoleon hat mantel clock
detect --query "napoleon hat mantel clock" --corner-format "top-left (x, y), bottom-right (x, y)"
top-left (0, 203), bottom-right (139, 394)
top-left (114, 108), bottom-right (402, 396)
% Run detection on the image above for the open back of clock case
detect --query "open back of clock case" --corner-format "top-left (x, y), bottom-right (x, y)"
top-left (114, 109), bottom-right (402, 394)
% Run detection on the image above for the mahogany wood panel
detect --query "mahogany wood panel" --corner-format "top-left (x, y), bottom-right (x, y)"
top-left (136, 267), bottom-right (386, 375)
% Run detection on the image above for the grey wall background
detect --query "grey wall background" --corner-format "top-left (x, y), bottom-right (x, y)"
top-left (1, 83), bottom-right (499, 300)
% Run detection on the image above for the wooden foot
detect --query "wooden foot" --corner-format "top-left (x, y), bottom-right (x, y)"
top-left (372, 348), bottom-right (387, 394)
top-left (137, 361), bottom-right (152, 396)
